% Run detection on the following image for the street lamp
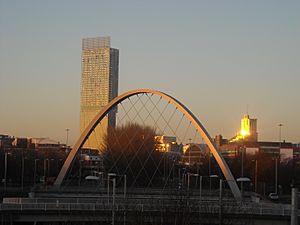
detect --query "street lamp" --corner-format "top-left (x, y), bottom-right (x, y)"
top-left (199, 175), bottom-right (219, 201)
top-left (123, 174), bottom-right (127, 199)
top-left (279, 124), bottom-right (283, 145)
top-left (48, 159), bottom-right (54, 177)
top-left (106, 173), bottom-right (118, 225)
top-left (219, 179), bottom-right (223, 225)
top-left (275, 157), bottom-right (278, 195)
top-left (200, 175), bottom-right (203, 202)
top-left (107, 173), bottom-right (116, 204)
top-left (65, 128), bottom-right (70, 147)
top-left (188, 138), bottom-right (192, 166)
top-left (112, 177), bottom-right (116, 225)
top-left (239, 128), bottom-right (250, 197)
top-left (276, 123), bottom-right (283, 195)
top-left (34, 159), bottom-right (40, 186)
top-left (209, 174), bottom-right (218, 193)
top-left (187, 172), bottom-right (199, 191)
top-left (252, 159), bottom-right (258, 193)
top-left (3, 151), bottom-right (11, 191)
top-left (237, 177), bottom-right (251, 197)
top-left (43, 158), bottom-right (54, 186)
top-left (180, 167), bottom-right (187, 188)
top-left (21, 153), bottom-right (25, 191)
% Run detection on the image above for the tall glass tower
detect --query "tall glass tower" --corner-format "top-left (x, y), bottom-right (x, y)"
top-left (80, 36), bottom-right (119, 150)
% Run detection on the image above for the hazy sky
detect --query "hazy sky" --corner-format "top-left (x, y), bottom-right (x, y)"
top-left (0, 0), bottom-right (299, 145)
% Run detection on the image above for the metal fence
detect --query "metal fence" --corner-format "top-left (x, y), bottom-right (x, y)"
top-left (0, 198), bottom-right (296, 217)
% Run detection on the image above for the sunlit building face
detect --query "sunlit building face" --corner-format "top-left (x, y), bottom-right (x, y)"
top-left (80, 37), bottom-right (119, 150)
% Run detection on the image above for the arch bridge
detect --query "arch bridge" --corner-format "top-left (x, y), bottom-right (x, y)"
top-left (54, 89), bottom-right (242, 202)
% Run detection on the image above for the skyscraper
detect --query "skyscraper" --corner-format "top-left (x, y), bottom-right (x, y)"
top-left (240, 114), bottom-right (258, 142)
top-left (80, 36), bottom-right (119, 150)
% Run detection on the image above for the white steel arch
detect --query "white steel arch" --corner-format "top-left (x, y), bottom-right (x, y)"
top-left (54, 89), bottom-right (242, 201)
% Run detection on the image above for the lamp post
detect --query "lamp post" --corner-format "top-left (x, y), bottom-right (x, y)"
top-left (276, 123), bottom-right (283, 195)
top-left (123, 174), bottom-right (127, 199)
top-left (106, 173), bottom-right (117, 225)
top-left (240, 130), bottom-right (249, 196)
top-left (240, 142), bottom-right (245, 196)
top-left (279, 124), bottom-right (283, 146)
top-left (112, 177), bottom-right (116, 225)
top-left (239, 124), bottom-right (251, 197)
top-left (4, 151), bottom-right (9, 191)
top-left (209, 174), bottom-right (219, 193)
top-left (187, 173), bottom-right (199, 191)
top-left (107, 173), bottom-right (126, 225)
top-left (21, 153), bottom-right (25, 191)
top-left (199, 175), bottom-right (219, 202)
top-left (180, 168), bottom-right (187, 188)
top-left (188, 138), bottom-right (192, 166)
top-left (65, 128), bottom-right (70, 147)
top-left (242, 145), bottom-right (244, 190)
top-left (275, 158), bottom-right (278, 194)
top-left (199, 175), bottom-right (203, 203)
top-left (219, 179), bottom-right (223, 225)
top-left (34, 159), bottom-right (39, 186)
top-left (208, 152), bottom-right (211, 192)
top-left (43, 159), bottom-right (47, 186)
top-left (254, 159), bottom-right (258, 193)
top-left (48, 159), bottom-right (54, 178)
top-left (107, 173), bottom-right (116, 204)
top-left (111, 173), bottom-right (127, 198)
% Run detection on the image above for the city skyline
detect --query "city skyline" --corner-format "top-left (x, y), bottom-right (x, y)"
top-left (0, 1), bottom-right (299, 145)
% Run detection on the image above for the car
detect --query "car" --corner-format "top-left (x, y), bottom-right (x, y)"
top-left (268, 193), bottom-right (279, 200)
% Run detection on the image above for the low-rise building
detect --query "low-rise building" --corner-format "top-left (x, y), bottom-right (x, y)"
top-left (181, 143), bottom-right (207, 166)
top-left (219, 140), bottom-right (294, 161)
top-left (0, 134), bottom-right (13, 148)
top-left (154, 135), bottom-right (181, 153)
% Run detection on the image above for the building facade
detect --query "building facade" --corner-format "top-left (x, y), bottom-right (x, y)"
top-left (80, 37), bottom-right (119, 150)
top-left (240, 114), bottom-right (258, 142)
top-left (230, 114), bottom-right (258, 142)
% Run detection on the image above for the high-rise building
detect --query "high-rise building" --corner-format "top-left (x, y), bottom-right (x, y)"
top-left (229, 114), bottom-right (258, 143)
top-left (240, 114), bottom-right (258, 142)
top-left (80, 36), bottom-right (119, 150)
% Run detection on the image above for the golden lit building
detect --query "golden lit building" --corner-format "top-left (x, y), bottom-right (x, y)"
top-left (154, 135), bottom-right (177, 152)
top-left (240, 114), bottom-right (258, 141)
top-left (80, 37), bottom-right (119, 150)
top-left (230, 114), bottom-right (258, 142)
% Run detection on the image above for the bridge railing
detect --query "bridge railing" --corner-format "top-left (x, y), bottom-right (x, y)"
top-left (0, 199), bottom-right (296, 217)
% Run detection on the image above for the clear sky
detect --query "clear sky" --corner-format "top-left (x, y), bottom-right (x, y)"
top-left (0, 0), bottom-right (299, 145)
